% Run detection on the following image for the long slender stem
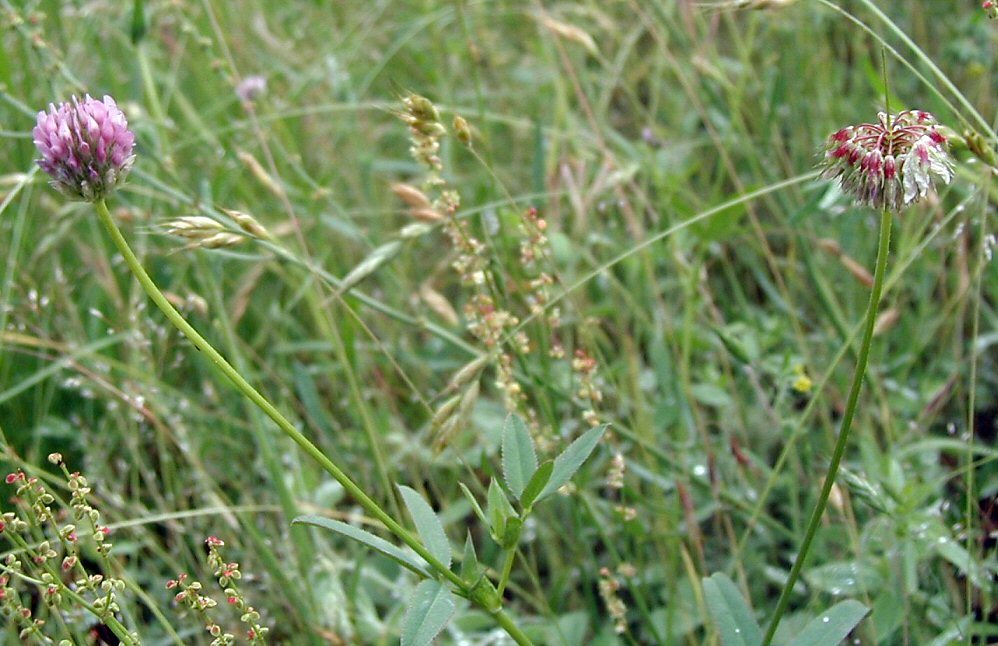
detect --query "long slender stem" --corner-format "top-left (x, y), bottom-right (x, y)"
top-left (494, 607), bottom-right (533, 646)
top-left (496, 547), bottom-right (516, 598)
top-left (762, 207), bottom-right (893, 645)
top-left (93, 199), bottom-right (533, 645)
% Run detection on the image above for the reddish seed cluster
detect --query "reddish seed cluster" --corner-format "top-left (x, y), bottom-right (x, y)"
top-left (820, 110), bottom-right (954, 211)
top-left (572, 349), bottom-right (603, 427)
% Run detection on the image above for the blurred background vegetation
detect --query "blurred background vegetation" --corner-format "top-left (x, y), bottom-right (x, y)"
top-left (0, 0), bottom-right (995, 643)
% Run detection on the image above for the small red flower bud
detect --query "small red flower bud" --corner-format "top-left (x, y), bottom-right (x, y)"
top-left (829, 143), bottom-right (848, 159)
top-left (883, 155), bottom-right (897, 179)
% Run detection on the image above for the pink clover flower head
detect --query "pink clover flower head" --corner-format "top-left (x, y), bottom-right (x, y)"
top-left (819, 110), bottom-right (954, 212)
top-left (33, 94), bottom-right (136, 202)
top-left (236, 75), bottom-right (267, 102)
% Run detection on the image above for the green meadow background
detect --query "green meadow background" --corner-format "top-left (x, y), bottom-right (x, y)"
top-left (0, 1), bottom-right (995, 643)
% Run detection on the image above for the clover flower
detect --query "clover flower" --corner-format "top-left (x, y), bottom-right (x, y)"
top-left (33, 95), bottom-right (136, 202)
top-left (820, 110), bottom-right (954, 212)
top-left (235, 75), bottom-right (267, 102)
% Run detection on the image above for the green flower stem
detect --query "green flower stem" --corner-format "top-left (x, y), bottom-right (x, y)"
top-left (93, 200), bottom-right (532, 646)
top-left (494, 607), bottom-right (533, 645)
top-left (496, 546), bottom-right (516, 598)
top-left (762, 207), bottom-right (893, 645)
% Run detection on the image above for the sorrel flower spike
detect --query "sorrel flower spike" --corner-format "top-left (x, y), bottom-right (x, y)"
top-left (33, 95), bottom-right (136, 202)
top-left (820, 110), bottom-right (954, 212)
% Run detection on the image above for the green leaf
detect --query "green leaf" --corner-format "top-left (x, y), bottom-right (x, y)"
top-left (934, 537), bottom-right (991, 589)
top-left (538, 425), bottom-right (608, 501)
top-left (486, 478), bottom-right (517, 542)
top-left (458, 482), bottom-right (488, 527)
top-left (502, 516), bottom-right (523, 549)
top-left (460, 532), bottom-right (479, 581)
top-left (398, 485), bottom-right (452, 569)
top-left (690, 383), bottom-right (732, 408)
top-left (702, 572), bottom-right (763, 646)
top-left (292, 515), bottom-right (430, 578)
top-left (711, 324), bottom-right (757, 365)
top-left (520, 460), bottom-right (554, 512)
top-left (401, 579), bottom-right (456, 646)
top-left (130, 0), bottom-right (147, 44)
top-left (502, 414), bottom-right (538, 499)
top-left (806, 560), bottom-right (881, 596)
top-left (789, 599), bottom-right (869, 646)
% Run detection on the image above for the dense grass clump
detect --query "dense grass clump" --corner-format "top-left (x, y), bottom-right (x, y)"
top-left (0, 1), bottom-right (995, 644)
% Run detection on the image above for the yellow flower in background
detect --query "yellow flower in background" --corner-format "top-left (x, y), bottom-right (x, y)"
top-left (792, 364), bottom-right (813, 394)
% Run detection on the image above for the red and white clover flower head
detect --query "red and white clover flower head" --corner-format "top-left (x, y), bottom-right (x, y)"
top-left (33, 95), bottom-right (136, 202)
top-left (820, 110), bottom-right (954, 212)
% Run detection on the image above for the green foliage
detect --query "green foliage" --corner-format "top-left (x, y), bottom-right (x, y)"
top-left (502, 414), bottom-right (538, 499)
top-left (704, 572), bottom-right (870, 645)
top-left (398, 485), bottom-right (452, 569)
top-left (538, 425), bottom-right (608, 501)
top-left (400, 580), bottom-right (457, 646)
top-left (291, 515), bottom-right (432, 578)
top-left (0, 0), bottom-right (993, 643)
top-left (788, 600), bottom-right (870, 646)
top-left (703, 573), bottom-right (764, 646)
